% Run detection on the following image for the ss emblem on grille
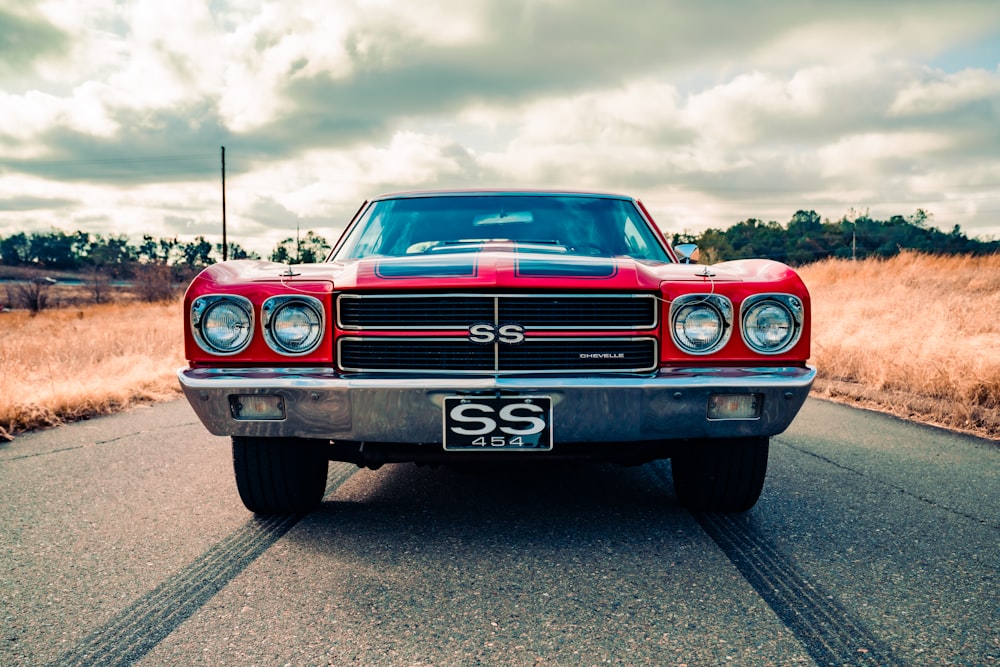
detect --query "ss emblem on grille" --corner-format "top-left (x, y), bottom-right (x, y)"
top-left (469, 323), bottom-right (525, 344)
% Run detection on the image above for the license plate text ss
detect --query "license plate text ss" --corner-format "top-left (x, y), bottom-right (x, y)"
top-left (443, 396), bottom-right (553, 451)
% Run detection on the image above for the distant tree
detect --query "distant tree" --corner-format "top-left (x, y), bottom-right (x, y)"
top-left (0, 232), bottom-right (30, 266)
top-left (179, 236), bottom-right (215, 269)
top-left (270, 238), bottom-right (295, 263)
top-left (161, 237), bottom-right (182, 265)
top-left (784, 210), bottom-right (826, 264)
top-left (216, 242), bottom-right (259, 261)
top-left (86, 234), bottom-right (136, 277)
top-left (724, 218), bottom-right (787, 260)
top-left (270, 231), bottom-right (330, 264)
top-left (787, 210), bottom-right (823, 237)
top-left (909, 208), bottom-right (931, 228)
top-left (30, 231), bottom-right (80, 269)
top-left (298, 231), bottom-right (330, 263)
top-left (696, 229), bottom-right (736, 264)
top-left (137, 234), bottom-right (161, 263)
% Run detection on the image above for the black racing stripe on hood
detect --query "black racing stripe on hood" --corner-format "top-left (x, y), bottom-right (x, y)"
top-left (374, 256), bottom-right (479, 279)
top-left (514, 256), bottom-right (618, 278)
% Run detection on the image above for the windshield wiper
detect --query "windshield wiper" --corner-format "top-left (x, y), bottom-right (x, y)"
top-left (425, 239), bottom-right (570, 253)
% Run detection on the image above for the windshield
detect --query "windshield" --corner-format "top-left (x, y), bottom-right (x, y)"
top-left (332, 194), bottom-right (671, 262)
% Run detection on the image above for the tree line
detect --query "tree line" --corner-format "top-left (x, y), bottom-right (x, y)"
top-left (0, 230), bottom-right (333, 276)
top-left (671, 209), bottom-right (998, 265)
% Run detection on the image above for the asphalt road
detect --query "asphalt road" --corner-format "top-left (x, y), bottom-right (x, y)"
top-left (1, 398), bottom-right (997, 666)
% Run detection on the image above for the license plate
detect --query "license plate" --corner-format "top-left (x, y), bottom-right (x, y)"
top-left (443, 396), bottom-right (553, 451)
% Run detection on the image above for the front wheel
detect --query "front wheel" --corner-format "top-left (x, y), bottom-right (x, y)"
top-left (671, 436), bottom-right (769, 512)
top-left (232, 436), bottom-right (329, 514)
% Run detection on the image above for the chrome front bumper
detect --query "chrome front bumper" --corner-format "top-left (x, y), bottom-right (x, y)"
top-left (178, 366), bottom-right (815, 443)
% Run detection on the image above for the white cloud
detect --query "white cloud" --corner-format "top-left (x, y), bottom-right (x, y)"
top-left (101, 1), bottom-right (219, 108)
top-left (354, 0), bottom-right (485, 47)
top-left (0, 83), bottom-right (121, 152)
top-left (219, 3), bottom-right (358, 130)
top-left (889, 67), bottom-right (1000, 116)
top-left (817, 132), bottom-right (954, 178)
top-left (684, 71), bottom-right (806, 146)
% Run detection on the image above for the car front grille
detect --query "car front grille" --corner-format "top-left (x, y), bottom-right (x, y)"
top-left (338, 337), bottom-right (657, 373)
top-left (338, 293), bottom-right (657, 329)
top-left (335, 293), bottom-right (660, 374)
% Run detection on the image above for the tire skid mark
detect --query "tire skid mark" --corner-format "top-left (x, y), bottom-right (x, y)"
top-left (49, 462), bottom-right (357, 667)
top-left (648, 462), bottom-right (900, 666)
top-left (694, 511), bottom-right (900, 667)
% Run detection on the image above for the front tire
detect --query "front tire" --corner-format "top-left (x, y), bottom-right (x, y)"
top-left (232, 436), bottom-right (329, 514)
top-left (671, 436), bottom-right (769, 512)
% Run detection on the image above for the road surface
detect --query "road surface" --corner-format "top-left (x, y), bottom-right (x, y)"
top-left (1, 398), bottom-right (997, 666)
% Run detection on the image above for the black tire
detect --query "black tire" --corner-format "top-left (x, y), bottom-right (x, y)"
top-left (232, 436), bottom-right (329, 514)
top-left (671, 436), bottom-right (769, 512)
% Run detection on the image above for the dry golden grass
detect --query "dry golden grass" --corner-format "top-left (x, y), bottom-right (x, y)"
top-left (799, 252), bottom-right (1000, 440)
top-left (0, 301), bottom-right (184, 440)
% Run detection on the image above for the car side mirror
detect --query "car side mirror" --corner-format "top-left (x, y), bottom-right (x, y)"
top-left (674, 243), bottom-right (701, 264)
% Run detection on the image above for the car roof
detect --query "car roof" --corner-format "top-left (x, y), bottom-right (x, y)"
top-left (370, 189), bottom-right (636, 202)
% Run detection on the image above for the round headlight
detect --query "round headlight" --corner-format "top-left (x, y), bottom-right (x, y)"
top-left (675, 305), bottom-right (723, 350)
top-left (262, 296), bottom-right (324, 355)
top-left (670, 295), bottom-right (733, 355)
top-left (193, 296), bottom-right (253, 354)
top-left (742, 295), bottom-right (802, 354)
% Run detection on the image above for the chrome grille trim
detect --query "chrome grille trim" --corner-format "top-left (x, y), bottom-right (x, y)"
top-left (337, 336), bottom-right (659, 374)
top-left (337, 293), bottom-right (659, 330)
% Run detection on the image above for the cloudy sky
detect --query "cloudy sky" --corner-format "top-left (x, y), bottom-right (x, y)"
top-left (1, 0), bottom-right (999, 256)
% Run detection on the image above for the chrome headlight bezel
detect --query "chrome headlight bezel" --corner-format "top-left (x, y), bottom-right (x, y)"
top-left (191, 294), bottom-right (254, 355)
top-left (740, 293), bottom-right (804, 355)
top-left (261, 295), bottom-right (325, 355)
top-left (669, 294), bottom-right (734, 355)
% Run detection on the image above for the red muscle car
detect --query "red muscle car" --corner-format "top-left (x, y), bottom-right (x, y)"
top-left (179, 190), bottom-right (814, 514)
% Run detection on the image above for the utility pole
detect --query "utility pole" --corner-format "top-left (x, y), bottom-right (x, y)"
top-left (221, 146), bottom-right (227, 261)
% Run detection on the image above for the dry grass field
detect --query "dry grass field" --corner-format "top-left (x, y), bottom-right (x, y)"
top-left (800, 252), bottom-right (1000, 440)
top-left (0, 301), bottom-right (184, 440)
top-left (0, 251), bottom-right (997, 441)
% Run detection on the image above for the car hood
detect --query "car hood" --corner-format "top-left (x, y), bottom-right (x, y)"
top-left (196, 251), bottom-right (796, 292)
top-left (331, 250), bottom-right (764, 291)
